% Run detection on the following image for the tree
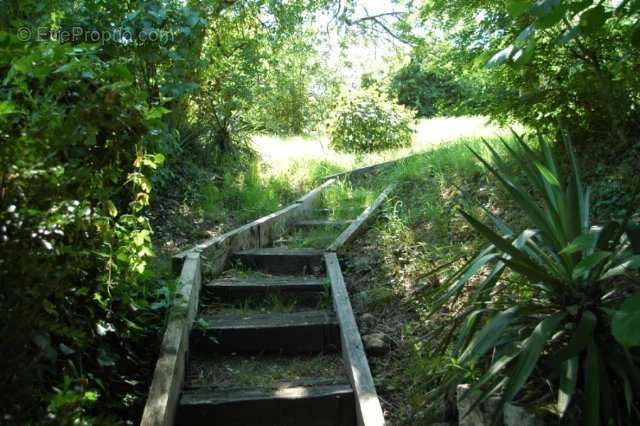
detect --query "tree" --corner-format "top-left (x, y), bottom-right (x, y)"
top-left (417, 0), bottom-right (640, 147)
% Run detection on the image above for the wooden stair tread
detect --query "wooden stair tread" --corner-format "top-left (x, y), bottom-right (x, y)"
top-left (233, 248), bottom-right (325, 275)
top-left (205, 275), bottom-right (327, 290)
top-left (181, 382), bottom-right (353, 404)
top-left (198, 310), bottom-right (337, 329)
top-left (191, 310), bottom-right (340, 354)
top-left (177, 381), bottom-right (355, 426)
top-left (234, 248), bottom-right (324, 256)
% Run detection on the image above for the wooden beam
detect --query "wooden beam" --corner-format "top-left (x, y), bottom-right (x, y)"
top-left (327, 184), bottom-right (395, 253)
top-left (203, 275), bottom-right (328, 303)
top-left (172, 179), bottom-right (337, 275)
top-left (297, 177), bottom-right (336, 210)
top-left (295, 219), bottom-right (354, 228)
top-left (325, 253), bottom-right (385, 426)
top-left (141, 253), bottom-right (201, 426)
top-left (191, 310), bottom-right (340, 354)
top-left (233, 248), bottom-right (325, 275)
top-left (178, 382), bottom-right (355, 426)
top-left (322, 152), bottom-right (426, 182)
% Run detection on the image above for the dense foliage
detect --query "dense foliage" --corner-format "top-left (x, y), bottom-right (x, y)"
top-left (416, 0), bottom-right (640, 147)
top-left (328, 88), bottom-right (414, 154)
top-left (389, 58), bottom-right (462, 118)
top-left (247, 31), bottom-right (340, 135)
top-left (0, 1), bottom-right (204, 422)
top-left (0, 0), bottom-right (329, 423)
top-left (429, 135), bottom-right (640, 424)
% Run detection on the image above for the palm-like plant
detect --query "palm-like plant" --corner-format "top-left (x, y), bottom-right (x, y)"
top-left (430, 133), bottom-right (640, 425)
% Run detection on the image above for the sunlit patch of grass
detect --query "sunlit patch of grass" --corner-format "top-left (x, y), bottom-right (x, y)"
top-left (251, 116), bottom-right (509, 185)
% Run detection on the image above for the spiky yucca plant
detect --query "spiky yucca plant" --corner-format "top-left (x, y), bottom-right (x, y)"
top-left (430, 133), bottom-right (640, 425)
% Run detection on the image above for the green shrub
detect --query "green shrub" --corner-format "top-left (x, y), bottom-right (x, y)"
top-left (0, 1), bottom-right (204, 422)
top-left (429, 134), bottom-right (640, 425)
top-left (389, 58), bottom-right (464, 118)
top-left (328, 88), bottom-right (414, 154)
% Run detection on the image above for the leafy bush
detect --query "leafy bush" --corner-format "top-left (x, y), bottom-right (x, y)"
top-left (0, 1), bottom-right (203, 422)
top-left (418, 0), bottom-right (640, 147)
top-left (328, 88), bottom-right (414, 154)
top-left (430, 134), bottom-right (640, 424)
top-left (389, 58), bottom-right (463, 118)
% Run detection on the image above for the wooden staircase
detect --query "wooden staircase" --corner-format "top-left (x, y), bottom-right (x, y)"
top-left (177, 217), bottom-right (356, 425)
top-left (141, 178), bottom-right (394, 426)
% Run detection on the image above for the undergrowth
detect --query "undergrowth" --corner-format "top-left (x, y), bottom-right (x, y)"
top-left (338, 134), bottom-right (639, 425)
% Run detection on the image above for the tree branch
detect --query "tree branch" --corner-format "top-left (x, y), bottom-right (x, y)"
top-left (342, 10), bottom-right (414, 46)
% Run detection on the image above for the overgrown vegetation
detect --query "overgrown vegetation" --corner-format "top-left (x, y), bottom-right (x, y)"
top-left (413, 0), bottom-right (640, 147)
top-left (2, 0), bottom-right (639, 424)
top-left (428, 134), bottom-right (640, 424)
top-left (329, 87), bottom-right (414, 154)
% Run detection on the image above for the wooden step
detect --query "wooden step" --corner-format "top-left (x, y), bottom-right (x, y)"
top-left (177, 381), bottom-right (355, 426)
top-left (203, 275), bottom-right (328, 302)
top-left (295, 220), bottom-right (354, 228)
top-left (233, 248), bottom-right (324, 275)
top-left (191, 310), bottom-right (340, 354)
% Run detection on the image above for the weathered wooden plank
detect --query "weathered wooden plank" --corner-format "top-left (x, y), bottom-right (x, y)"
top-left (191, 310), bottom-right (340, 354)
top-left (297, 178), bottom-right (336, 211)
top-left (327, 184), bottom-right (396, 253)
top-left (325, 253), bottom-right (385, 426)
top-left (323, 153), bottom-right (425, 182)
top-left (141, 253), bottom-right (202, 426)
top-left (172, 179), bottom-right (337, 275)
top-left (323, 159), bottom-right (398, 182)
top-left (233, 248), bottom-right (325, 275)
top-left (203, 275), bottom-right (328, 302)
top-left (296, 219), bottom-right (355, 228)
top-left (178, 382), bottom-right (355, 426)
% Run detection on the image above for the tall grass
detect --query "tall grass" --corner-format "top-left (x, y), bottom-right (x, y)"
top-left (197, 116), bottom-right (507, 240)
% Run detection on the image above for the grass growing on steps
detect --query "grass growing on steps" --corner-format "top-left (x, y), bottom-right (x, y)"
top-left (332, 135), bottom-right (525, 425)
top-left (187, 353), bottom-right (348, 388)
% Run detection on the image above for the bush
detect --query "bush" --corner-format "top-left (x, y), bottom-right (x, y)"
top-left (328, 88), bottom-right (414, 154)
top-left (429, 134), bottom-right (640, 424)
top-left (389, 58), bottom-right (463, 118)
top-left (0, 1), bottom-right (204, 422)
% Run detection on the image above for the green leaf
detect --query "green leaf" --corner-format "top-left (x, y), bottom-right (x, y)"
top-left (485, 45), bottom-right (515, 68)
top-left (500, 312), bottom-right (567, 405)
top-left (560, 230), bottom-right (599, 255)
top-left (0, 101), bottom-right (17, 116)
top-left (572, 251), bottom-right (610, 280)
top-left (145, 106), bottom-right (171, 120)
top-left (105, 200), bottom-right (118, 218)
top-left (600, 255), bottom-right (640, 280)
top-left (584, 343), bottom-right (600, 426)
top-left (559, 26), bottom-right (581, 44)
top-left (534, 2), bottom-right (567, 28)
top-left (580, 5), bottom-right (608, 34)
top-left (513, 37), bottom-right (536, 65)
top-left (154, 153), bottom-right (166, 166)
top-left (612, 294), bottom-right (640, 347)
top-left (459, 307), bottom-right (519, 364)
top-left (530, 0), bottom-right (561, 17)
top-left (506, 0), bottom-right (531, 16)
top-left (460, 210), bottom-right (564, 287)
top-left (551, 310), bottom-right (596, 364)
top-left (535, 162), bottom-right (560, 187)
top-left (558, 357), bottom-right (578, 418)
top-left (515, 26), bottom-right (535, 45)
top-left (97, 348), bottom-right (116, 367)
